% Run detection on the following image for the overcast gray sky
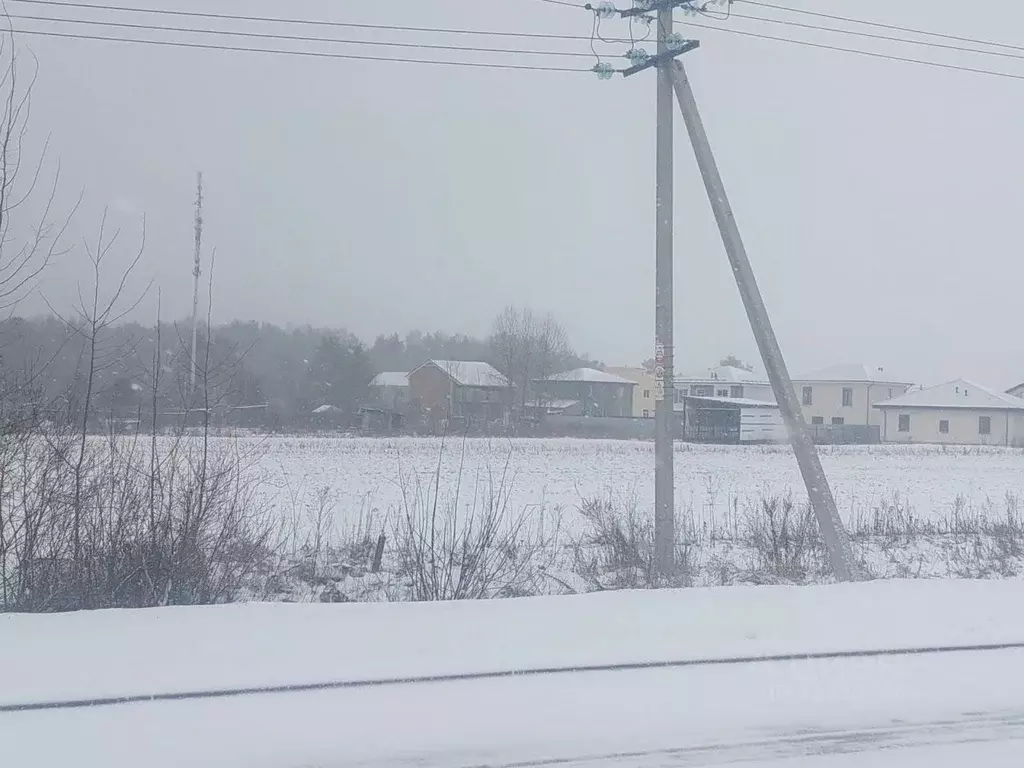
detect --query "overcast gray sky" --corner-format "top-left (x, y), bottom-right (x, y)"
top-left (13, 0), bottom-right (1024, 387)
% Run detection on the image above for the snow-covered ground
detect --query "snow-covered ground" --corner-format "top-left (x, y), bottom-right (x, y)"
top-left (245, 437), bottom-right (1024, 531)
top-left (4, 580), bottom-right (1024, 767)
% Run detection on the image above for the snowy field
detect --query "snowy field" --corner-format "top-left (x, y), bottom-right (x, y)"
top-left (5, 580), bottom-right (1024, 767)
top-left (240, 436), bottom-right (1024, 530)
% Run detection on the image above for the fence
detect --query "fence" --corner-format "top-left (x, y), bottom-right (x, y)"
top-left (805, 423), bottom-right (880, 445)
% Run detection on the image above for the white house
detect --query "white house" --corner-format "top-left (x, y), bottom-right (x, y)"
top-left (793, 364), bottom-right (912, 428)
top-left (675, 365), bottom-right (774, 404)
top-left (874, 379), bottom-right (1024, 446)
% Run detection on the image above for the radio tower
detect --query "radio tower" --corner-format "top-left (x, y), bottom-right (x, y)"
top-left (190, 172), bottom-right (203, 396)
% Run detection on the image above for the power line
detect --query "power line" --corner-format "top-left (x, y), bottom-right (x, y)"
top-left (720, 9), bottom-right (1024, 64)
top-left (680, 18), bottom-right (1024, 82)
top-left (736, 0), bottom-right (1024, 54)
top-left (6, 26), bottom-right (592, 71)
top-left (7, 0), bottom-right (1024, 82)
top-left (6, 13), bottom-right (604, 58)
top-left (5, 0), bottom-right (629, 42)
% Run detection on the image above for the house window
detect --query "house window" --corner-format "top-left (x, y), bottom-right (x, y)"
top-left (842, 388), bottom-right (853, 407)
top-left (832, 417), bottom-right (845, 426)
top-left (802, 386), bottom-right (813, 406)
top-left (643, 389), bottom-right (650, 399)
top-left (898, 414), bottom-right (910, 432)
top-left (812, 416), bottom-right (824, 425)
top-left (979, 415), bottom-right (992, 435)
top-left (888, 388), bottom-right (894, 398)
top-left (730, 385), bottom-right (743, 398)
top-left (642, 409), bottom-right (649, 418)
top-left (717, 389), bottom-right (729, 397)
top-left (939, 420), bottom-right (949, 434)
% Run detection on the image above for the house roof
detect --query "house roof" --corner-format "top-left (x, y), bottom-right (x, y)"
top-left (874, 379), bottom-right (1024, 411)
top-left (676, 365), bottom-right (767, 385)
top-left (604, 366), bottom-right (652, 383)
top-left (412, 360), bottom-right (509, 388)
top-left (369, 371), bottom-right (409, 388)
top-left (1007, 382), bottom-right (1024, 396)
top-left (549, 367), bottom-right (637, 385)
top-left (312, 404), bottom-right (343, 414)
top-left (794, 363), bottom-right (912, 385)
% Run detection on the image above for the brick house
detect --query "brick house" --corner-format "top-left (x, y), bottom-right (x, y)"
top-left (407, 360), bottom-right (509, 431)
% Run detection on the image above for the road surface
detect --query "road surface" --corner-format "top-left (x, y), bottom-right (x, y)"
top-left (4, 646), bottom-right (1024, 767)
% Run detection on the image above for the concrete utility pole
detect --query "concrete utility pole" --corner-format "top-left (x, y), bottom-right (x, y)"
top-left (190, 172), bottom-right (203, 397)
top-left (653, 5), bottom-right (676, 577)
top-left (668, 61), bottom-right (856, 581)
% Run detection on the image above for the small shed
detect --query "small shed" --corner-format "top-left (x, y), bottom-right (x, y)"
top-left (676, 395), bottom-right (784, 444)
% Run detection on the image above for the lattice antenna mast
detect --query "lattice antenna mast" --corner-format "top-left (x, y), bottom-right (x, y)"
top-left (190, 171), bottom-right (203, 396)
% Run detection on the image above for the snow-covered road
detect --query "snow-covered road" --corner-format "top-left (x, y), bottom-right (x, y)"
top-left (4, 581), bottom-right (1024, 767)
top-left (5, 648), bottom-right (1024, 766)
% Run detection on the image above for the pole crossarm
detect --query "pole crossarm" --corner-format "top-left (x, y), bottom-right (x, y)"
top-left (622, 40), bottom-right (699, 77)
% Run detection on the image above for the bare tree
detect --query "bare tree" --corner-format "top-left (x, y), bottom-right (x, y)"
top-left (0, 42), bottom-right (79, 412)
top-left (532, 312), bottom-right (571, 405)
top-left (489, 305), bottom-right (573, 420)
top-left (0, 43), bottom-right (79, 313)
top-left (44, 211), bottom-right (148, 568)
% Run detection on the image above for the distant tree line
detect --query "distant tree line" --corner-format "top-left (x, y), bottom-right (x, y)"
top-left (0, 306), bottom-right (600, 430)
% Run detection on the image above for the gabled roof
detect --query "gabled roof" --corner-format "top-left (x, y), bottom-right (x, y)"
top-left (1007, 382), bottom-right (1024, 397)
top-left (411, 360), bottom-right (509, 388)
top-left (549, 367), bottom-right (636, 385)
top-left (676, 365), bottom-right (767, 384)
top-left (795, 363), bottom-right (912, 385)
top-left (369, 371), bottom-right (409, 388)
top-left (874, 379), bottom-right (1024, 411)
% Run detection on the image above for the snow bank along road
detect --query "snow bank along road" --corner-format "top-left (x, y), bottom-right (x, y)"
top-left (4, 580), bottom-right (1024, 766)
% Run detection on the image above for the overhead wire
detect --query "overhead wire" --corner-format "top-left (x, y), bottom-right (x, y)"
top-left (3, 0), bottom-right (1024, 83)
top-left (679, 18), bottom-right (1024, 82)
top-left (9, 0), bottom-right (1024, 65)
top-left (4, 26), bottom-right (592, 71)
top-left (735, 0), bottom-right (1024, 54)
top-left (3, 12), bottom-right (605, 59)
top-left (713, 8), bottom-right (1024, 64)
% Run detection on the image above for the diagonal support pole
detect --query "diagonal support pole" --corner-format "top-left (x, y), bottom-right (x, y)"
top-left (668, 60), bottom-right (857, 581)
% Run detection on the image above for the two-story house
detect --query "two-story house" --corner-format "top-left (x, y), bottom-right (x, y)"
top-left (674, 365), bottom-right (774, 404)
top-left (604, 366), bottom-right (656, 417)
top-left (793, 364), bottom-right (912, 428)
top-left (407, 360), bottom-right (509, 431)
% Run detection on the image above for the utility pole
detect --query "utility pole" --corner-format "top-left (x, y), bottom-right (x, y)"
top-left (653, 4), bottom-right (676, 577)
top-left (190, 172), bottom-right (203, 397)
top-left (668, 61), bottom-right (856, 580)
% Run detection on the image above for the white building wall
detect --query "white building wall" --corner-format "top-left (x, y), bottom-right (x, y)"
top-left (675, 379), bottom-right (774, 402)
top-left (740, 407), bottom-right (786, 443)
top-left (796, 381), bottom-right (910, 427)
top-left (879, 407), bottom-right (1018, 446)
top-left (1013, 413), bottom-right (1024, 447)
